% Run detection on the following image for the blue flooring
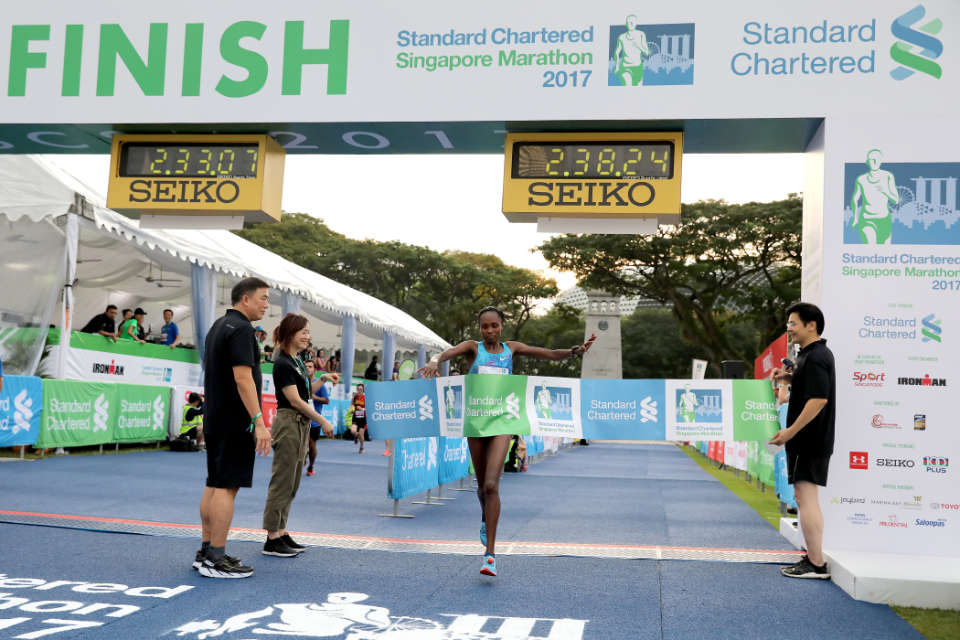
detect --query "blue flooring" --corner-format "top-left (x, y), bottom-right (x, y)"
top-left (0, 524), bottom-right (921, 640)
top-left (0, 443), bottom-right (791, 550)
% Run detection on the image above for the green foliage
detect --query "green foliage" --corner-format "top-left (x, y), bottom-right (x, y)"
top-left (539, 197), bottom-right (801, 374)
top-left (236, 213), bottom-right (558, 345)
top-left (511, 303), bottom-right (585, 377)
top-left (622, 308), bottom-right (703, 378)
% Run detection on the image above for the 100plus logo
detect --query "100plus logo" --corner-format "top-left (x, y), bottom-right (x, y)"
top-left (922, 455), bottom-right (949, 473)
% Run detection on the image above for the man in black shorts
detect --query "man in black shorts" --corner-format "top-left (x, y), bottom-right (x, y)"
top-left (770, 302), bottom-right (835, 579)
top-left (195, 277), bottom-right (272, 578)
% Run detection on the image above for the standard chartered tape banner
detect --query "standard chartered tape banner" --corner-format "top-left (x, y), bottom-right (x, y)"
top-left (0, 375), bottom-right (43, 447)
top-left (38, 380), bottom-right (171, 447)
top-left (368, 376), bottom-right (778, 441)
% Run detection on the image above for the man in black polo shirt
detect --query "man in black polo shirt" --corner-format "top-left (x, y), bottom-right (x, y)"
top-left (770, 302), bottom-right (836, 579)
top-left (195, 277), bottom-right (272, 579)
top-left (80, 305), bottom-right (118, 341)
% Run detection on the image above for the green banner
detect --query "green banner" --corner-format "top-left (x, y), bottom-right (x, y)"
top-left (114, 385), bottom-right (170, 442)
top-left (731, 380), bottom-right (780, 441)
top-left (38, 380), bottom-right (115, 448)
top-left (463, 374), bottom-right (530, 437)
top-left (67, 331), bottom-right (201, 364)
top-left (38, 379), bottom-right (171, 447)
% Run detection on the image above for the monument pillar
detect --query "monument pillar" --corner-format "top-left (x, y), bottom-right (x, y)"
top-left (580, 290), bottom-right (622, 379)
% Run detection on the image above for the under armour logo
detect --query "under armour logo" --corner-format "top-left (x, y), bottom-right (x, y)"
top-left (849, 451), bottom-right (869, 469)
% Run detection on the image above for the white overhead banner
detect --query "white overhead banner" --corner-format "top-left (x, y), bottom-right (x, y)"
top-left (816, 116), bottom-right (959, 557)
top-left (0, 0), bottom-right (955, 125)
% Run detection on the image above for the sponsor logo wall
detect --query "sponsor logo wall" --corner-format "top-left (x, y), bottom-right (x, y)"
top-left (820, 117), bottom-right (959, 557)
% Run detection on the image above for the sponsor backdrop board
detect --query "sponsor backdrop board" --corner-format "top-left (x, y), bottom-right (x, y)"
top-left (814, 116), bottom-right (959, 556)
top-left (368, 376), bottom-right (780, 442)
top-left (0, 375), bottom-right (43, 447)
top-left (54, 332), bottom-right (202, 387)
top-left (37, 379), bottom-right (171, 448)
top-left (0, 1), bottom-right (956, 154)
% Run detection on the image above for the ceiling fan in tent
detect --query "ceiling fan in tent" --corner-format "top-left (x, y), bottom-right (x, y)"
top-left (138, 261), bottom-right (184, 288)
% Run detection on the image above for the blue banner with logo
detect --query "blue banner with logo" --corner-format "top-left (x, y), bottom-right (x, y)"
top-left (527, 435), bottom-right (544, 457)
top-left (0, 375), bottom-right (42, 447)
top-left (389, 436), bottom-right (440, 500)
top-left (438, 436), bottom-right (470, 485)
top-left (580, 379), bottom-right (665, 440)
top-left (367, 378), bottom-right (439, 440)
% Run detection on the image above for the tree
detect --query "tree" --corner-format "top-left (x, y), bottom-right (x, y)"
top-left (510, 303), bottom-right (585, 377)
top-left (236, 213), bottom-right (558, 346)
top-left (621, 308), bottom-right (704, 378)
top-left (538, 197), bottom-right (801, 372)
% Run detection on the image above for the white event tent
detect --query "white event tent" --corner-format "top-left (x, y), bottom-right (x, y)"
top-left (0, 154), bottom-right (449, 381)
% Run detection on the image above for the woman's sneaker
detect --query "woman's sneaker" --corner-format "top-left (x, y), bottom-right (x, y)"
top-left (199, 556), bottom-right (253, 579)
top-left (781, 556), bottom-right (830, 579)
top-left (480, 522), bottom-right (487, 547)
top-left (480, 553), bottom-right (497, 577)
top-left (262, 537), bottom-right (299, 557)
top-left (280, 534), bottom-right (307, 551)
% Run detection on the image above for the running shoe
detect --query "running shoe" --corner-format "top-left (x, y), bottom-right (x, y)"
top-left (262, 537), bottom-right (299, 557)
top-left (780, 556), bottom-right (830, 579)
top-left (306, 467), bottom-right (315, 477)
top-left (382, 450), bottom-right (391, 457)
top-left (480, 522), bottom-right (487, 547)
top-left (281, 534), bottom-right (307, 551)
top-left (192, 549), bottom-right (205, 570)
top-left (199, 556), bottom-right (253, 579)
top-left (480, 553), bottom-right (497, 577)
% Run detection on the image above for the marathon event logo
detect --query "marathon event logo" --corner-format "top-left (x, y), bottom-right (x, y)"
top-left (607, 17), bottom-right (694, 86)
top-left (173, 592), bottom-right (588, 639)
top-left (849, 451), bottom-right (869, 470)
top-left (92, 359), bottom-right (124, 376)
top-left (897, 374), bottom-right (946, 387)
top-left (854, 312), bottom-right (944, 343)
top-left (843, 159), bottom-right (960, 245)
top-left (441, 383), bottom-right (463, 420)
top-left (532, 385), bottom-right (574, 421)
top-left (922, 455), bottom-right (949, 473)
top-left (890, 5), bottom-right (943, 81)
top-left (852, 371), bottom-right (886, 387)
top-left (675, 386), bottom-right (722, 423)
top-left (142, 365), bottom-right (174, 383)
top-left (526, 377), bottom-right (579, 437)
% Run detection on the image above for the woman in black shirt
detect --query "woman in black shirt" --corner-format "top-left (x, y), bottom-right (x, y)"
top-left (261, 314), bottom-right (338, 558)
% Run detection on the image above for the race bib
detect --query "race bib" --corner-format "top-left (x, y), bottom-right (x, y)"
top-left (478, 365), bottom-right (509, 375)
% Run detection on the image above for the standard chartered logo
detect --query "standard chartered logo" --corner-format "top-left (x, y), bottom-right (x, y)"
top-left (921, 314), bottom-right (942, 343)
top-left (13, 390), bottom-right (33, 434)
top-left (418, 395), bottom-right (434, 421)
top-left (890, 5), bottom-right (943, 80)
top-left (93, 393), bottom-right (110, 432)
top-left (505, 392), bottom-right (520, 420)
top-left (427, 437), bottom-right (438, 469)
top-left (639, 396), bottom-right (658, 423)
top-left (152, 395), bottom-right (165, 431)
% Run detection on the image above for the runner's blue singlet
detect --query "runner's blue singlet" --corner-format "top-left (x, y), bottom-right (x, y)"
top-left (468, 341), bottom-right (513, 375)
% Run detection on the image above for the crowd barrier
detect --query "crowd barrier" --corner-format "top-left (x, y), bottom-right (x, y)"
top-left (367, 375), bottom-right (780, 442)
top-left (0, 375), bottom-right (43, 448)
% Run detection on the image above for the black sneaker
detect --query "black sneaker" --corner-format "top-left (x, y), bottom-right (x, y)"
top-left (281, 534), bottom-right (307, 551)
top-left (262, 537), bottom-right (299, 557)
top-left (781, 556), bottom-right (830, 579)
top-left (198, 556), bottom-right (253, 579)
top-left (192, 549), bottom-right (205, 570)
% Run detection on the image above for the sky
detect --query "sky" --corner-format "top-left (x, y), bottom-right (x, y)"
top-left (47, 153), bottom-right (803, 292)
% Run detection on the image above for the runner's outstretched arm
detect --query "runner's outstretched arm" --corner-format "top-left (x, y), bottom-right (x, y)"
top-left (508, 333), bottom-right (597, 362)
top-left (418, 340), bottom-right (478, 378)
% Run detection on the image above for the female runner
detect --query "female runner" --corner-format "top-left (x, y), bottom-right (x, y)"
top-left (351, 384), bottom-right (367, 454)
top-left (418, 306), bottom-right (596, 576)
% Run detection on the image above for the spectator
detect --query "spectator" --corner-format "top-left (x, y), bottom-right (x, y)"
top-left (119, 308), bottom-right (146, 343)
top-left (134, 308), bottom-right (148, 341)
top-left (121, 308), bottom-right (133, 322)
top-left (180, 392), bottom-right (205, 449)
top-left (351, 383), bottom-right (367, 453)
top-left (254, 326), bottom-right (267, 353)
top-left (770, 302), bottom-right (835, 580)
top-left (316, 349), bottom-right (326, 369)
top-left (80, 304), bottom-right (119, 342)
top-left (327, 350), bottom-right (341, 373)
top-left (391, 360), bottom-right (400, 381)
top-left (364, 356), bottom-right (379, 381)
top-left (161, 309), bottom-right (181, 349)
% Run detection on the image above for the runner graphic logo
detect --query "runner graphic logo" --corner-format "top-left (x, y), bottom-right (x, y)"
top-left (418, 395), bottom-right (433, 421)
top-left (608, 18), bottom-right (695, 86)
top-left (849, 451), bottom-right (869, 470)
top-left (13, 389), bottom-right (33, 435)
top-left (173, 592), bottom-right (588, 639)
top-left (890, 5), bottom-right (943, 81)
top-left (93, 393), bottom-right (110, 432)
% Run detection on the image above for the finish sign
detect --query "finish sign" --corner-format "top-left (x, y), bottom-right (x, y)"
top-left (107, 133), bottom-right (285, 228)
top-left (502, 131), bottom-right (682, 223)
